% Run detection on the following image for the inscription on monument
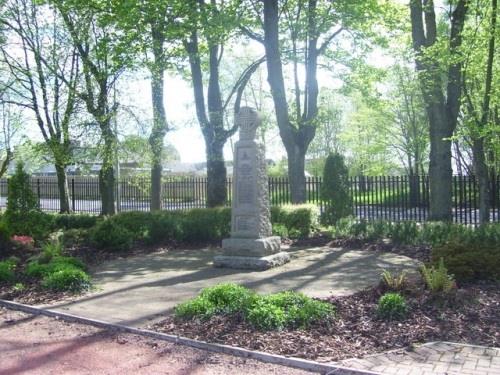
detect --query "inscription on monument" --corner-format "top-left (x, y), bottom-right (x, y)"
top-left (236, 216), bottom-right (255, 232)
top-left (238, 180), bottom-right (253, 205)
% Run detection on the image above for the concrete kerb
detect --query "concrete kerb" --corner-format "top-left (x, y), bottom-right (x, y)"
top-left (0, 299), bottom-right (379, 375)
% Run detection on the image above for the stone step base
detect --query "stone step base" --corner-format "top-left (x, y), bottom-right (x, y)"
top-left (213, 252), bottom-right (290, 271)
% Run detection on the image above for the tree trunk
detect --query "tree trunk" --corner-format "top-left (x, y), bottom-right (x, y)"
top-left (472, 138), bottom-right (490, 223)
top-left (263, 0), bottom-right (305, 203)
top-left (410, 0), bottom-right (467, 222)
top-left (55, 163), bottom-right (71, 213)
top-left (100, 125), bottom-right (116, 216)
top-left (206, 142), bottom-right (227, 207)
top-left (427, 109), bottom-right (453, 221)
top-left (149, 25), bottom-right (168, 211)
top-left (149, 71), bottom-right (167, 211)
top-left (287, 145), bottom-right (306, 203)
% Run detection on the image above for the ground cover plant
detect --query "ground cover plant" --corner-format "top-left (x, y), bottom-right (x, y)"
top-left (377, 292), bottom-right (407, 320)
top-left (174, 283), bottom-right (334, 331)
top-left (0, 237), bottom-right (91, 302)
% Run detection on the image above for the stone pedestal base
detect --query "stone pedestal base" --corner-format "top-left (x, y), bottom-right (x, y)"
top-left (221, 236), bottom-right (281, 257)
top-left (213, 251), bottom-right (290, 271)
top-left (214, 236), bottom-right (289, 270)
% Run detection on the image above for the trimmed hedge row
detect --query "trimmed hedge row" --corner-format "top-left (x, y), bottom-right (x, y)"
top-left (88, 205), bottom-right (319, 251)
top-left (1, 205), bottom-right (319, 256)
top-left (0, 212), bottom-right (98, 243)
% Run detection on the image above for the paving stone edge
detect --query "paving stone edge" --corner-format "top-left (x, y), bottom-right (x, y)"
top-left (0, 299), bottom-right (378, 375)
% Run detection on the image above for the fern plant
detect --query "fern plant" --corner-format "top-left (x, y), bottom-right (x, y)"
top-left (381, 269), bottom-right (407, 291)
top-left (420, 258), bottom-right (456, 293)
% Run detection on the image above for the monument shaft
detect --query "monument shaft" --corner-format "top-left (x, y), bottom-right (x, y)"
top-left (214, 107), bottom-right (290, 270)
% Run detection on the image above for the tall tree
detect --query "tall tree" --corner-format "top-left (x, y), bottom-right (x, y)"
top-left (252, 0), bottom-right (387, 203)
top-left (49, 0), bottom-right (131, 215)
top-left (111, 0), bottom-right (182, 211)
top-left (0, 0), bottom-right (78, 212)
top-left (183, 0), bottom-right (264, 207)
top-left (462, 0), bottom-right (497, 223)
top-left (410, 0), bottom-right (468, 221)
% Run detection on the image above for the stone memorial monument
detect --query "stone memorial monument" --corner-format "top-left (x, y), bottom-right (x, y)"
top-left (214, 107), bottom-right (290, 270)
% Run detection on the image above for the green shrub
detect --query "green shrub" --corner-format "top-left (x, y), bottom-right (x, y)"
top-left (420, 258), bottom-right (456, 293)
top-left (53, 214), bottom-right (98, 230)
top-left (321, 153), bottom-right (352, 225)
top-left (272, 205), bottom-right (320, 238)
top-left (175, 284), bottom-right (335, 331)
top-left (380, 269), bottom-right (407, 292)
top-left (62, 229), bottom-right (89, 247)
top-left (332, 217), bottom-right (372, 239)
top-left (174, 297), bottom-right (216, 320)
top-left (89, 218), bottom-right (133, 251)
top-left (0, 219), bottom-right (11, 255)
top-left (109, 211), bottom-right (153, 240)
top-left (258, 291), bottom-right (334, 329)
top-left (272, 223), bottom-right (289, 238)
top-left (13, 282), bottom-right (26, 292)
top-left (246, 298), bottom-right (287, 330)
top-left (181, 208), bottom-right (231, 242)
top-left (148, 211), bottom-right (183, 243)
top-left (38, 241), bottom-right (63, 263)
top-left (42, 267), bottom-right (90, 292)
top-left (175, 283), bottom-right (255, 319)
top-left (3, 163), bottom-right (54, 240)
top-left (431, 242), bottom-right (500, 282)
top-left (390, 221), bottom-right (419, 245)
top-left (6, 162), bottom-right (39, 213)
top-left (4, 211), bottom-right (54, 241)
top-left (377, 292), bottom-right (408, 320)
top-left (0, 258), bottom-right (17, 283)
top-left (25, 260), bottom-right (51, 278)
top-left (25, 256), bottom-right (86, 278)
top-left (200, 283), bottom-right (255, 314)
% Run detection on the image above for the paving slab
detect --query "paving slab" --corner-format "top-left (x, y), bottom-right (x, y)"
top-left (340, 342), bottom-right (500, 375)
top-left (47, 245), bottom-right (419, 327)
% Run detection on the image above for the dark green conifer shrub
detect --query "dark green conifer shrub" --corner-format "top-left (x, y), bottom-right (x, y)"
top-left (321, 153), bottom-right (352, 225)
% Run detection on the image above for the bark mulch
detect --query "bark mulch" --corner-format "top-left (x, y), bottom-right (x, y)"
top-left (150, 282), bottom-right (499, 363)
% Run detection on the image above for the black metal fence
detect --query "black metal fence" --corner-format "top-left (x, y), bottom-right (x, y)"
top-left (0, 175), bottom-right (499, 225)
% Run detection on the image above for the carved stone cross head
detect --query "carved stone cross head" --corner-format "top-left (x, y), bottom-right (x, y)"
top-left (236, 107), bottom-right (261, 141)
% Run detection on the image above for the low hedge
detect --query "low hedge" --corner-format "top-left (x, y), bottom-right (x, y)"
top-left (271, 204), bottom-right (320, 238)
top-left (89, 205), bottom-right (318, 250)
top-left (53, 214), bottom-right (98, 230)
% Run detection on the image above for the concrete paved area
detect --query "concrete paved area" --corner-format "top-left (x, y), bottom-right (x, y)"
top-left (48, 245), bottom-right (419, 327)
top-left (340, 342), bottom-right (500, 375)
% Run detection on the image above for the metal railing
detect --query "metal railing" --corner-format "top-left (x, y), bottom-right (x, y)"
top-left (0, 174), bottom-right (499, 224)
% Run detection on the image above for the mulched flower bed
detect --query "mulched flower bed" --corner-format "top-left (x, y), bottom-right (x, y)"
top-left (327, 237), bottom-right (432, 263)
top-left (150, 282), bottom-right (499, 362)
top-left (0, 282), bottom-right (76, 305)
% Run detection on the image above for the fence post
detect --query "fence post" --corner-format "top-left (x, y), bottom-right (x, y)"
top-left (71, 178), bottom-right (76, 212)
top-left (37, 178), bottom-right (41, 206)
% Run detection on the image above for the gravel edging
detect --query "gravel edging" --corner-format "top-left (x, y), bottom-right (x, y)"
top-left (0, 299), bottom-right (377, 375)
